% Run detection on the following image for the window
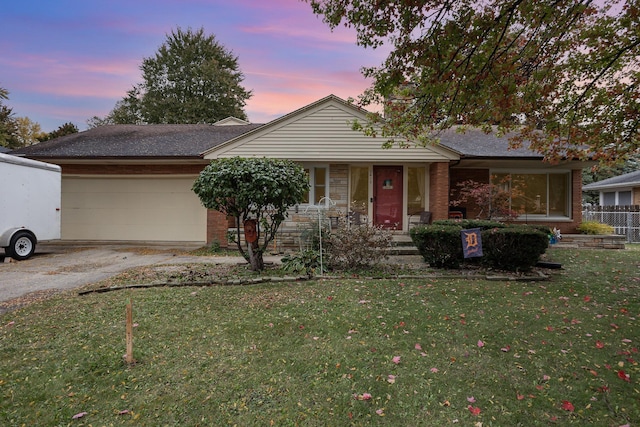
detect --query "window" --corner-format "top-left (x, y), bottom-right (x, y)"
top-left (619, 191), bottom-right (632, 205)
top-left (603, 192), bottom-right (616, 205)
top-left (303, 166), bottom-right (328, 204)
top-left (602, 190), bottom-right (632, 206)
top-left (407, 167), bottom-right (426, 215)
top-left (492, 171), bottom-right (570, 218)
top-left (350, 166), bottom-right (369, 214)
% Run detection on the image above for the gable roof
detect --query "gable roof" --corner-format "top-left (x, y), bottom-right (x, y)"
top-left (205, 95), bottom-right (555, 163)
top-left (583, 170), bottom-right (640, 191)
top-left (10, 123), bottom-right (263, 159)
top-left (204, 94), bottom-right (460, 162)
top-left (8, 95), bottom-right (577, 164)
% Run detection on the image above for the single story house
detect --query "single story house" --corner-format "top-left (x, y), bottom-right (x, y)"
top-left (583, 170), bottom-right (640, 207)
top-left (11, 95), bottom-right (588, 247)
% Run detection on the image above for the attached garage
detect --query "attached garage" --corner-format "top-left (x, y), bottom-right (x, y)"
top-left (10, 123), bottom-right (263, 245)
top-left (62, 176), bottom-right (207, 242)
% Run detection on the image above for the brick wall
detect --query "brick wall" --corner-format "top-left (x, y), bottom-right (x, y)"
top-left (207, 210), bottom-right (229, 246)
top-left (60, 163), bottom-right (207, 175)
top-left (429, 162), bottom-right (450, 220)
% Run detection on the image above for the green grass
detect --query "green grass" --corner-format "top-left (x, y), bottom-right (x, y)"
top-left (1, 246), bottom-right (639, 426)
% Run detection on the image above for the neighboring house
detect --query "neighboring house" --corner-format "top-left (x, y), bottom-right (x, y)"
top-left (583, 170), bottom-right (640, 207)
top-left (11, 95), bottom-right (588, 247)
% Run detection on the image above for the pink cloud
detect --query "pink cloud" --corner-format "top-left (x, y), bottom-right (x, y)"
top-left (240, 23), bottom-right (357, 46)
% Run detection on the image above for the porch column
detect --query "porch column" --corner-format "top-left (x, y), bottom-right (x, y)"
top-left (429, 162), bottom-right (450, 221)
top-left (570, 169), bottom-right (583, 233)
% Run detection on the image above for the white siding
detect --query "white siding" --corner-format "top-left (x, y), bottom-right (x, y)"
top-left (207, 99), bottom-right (458, 162)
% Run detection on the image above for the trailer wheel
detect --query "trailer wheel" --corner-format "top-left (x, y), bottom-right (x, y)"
top-left (9, 231), bottom-right (36, 260)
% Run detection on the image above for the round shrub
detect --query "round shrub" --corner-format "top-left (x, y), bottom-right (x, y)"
top-left (410, 224), bottom-right (464, 268)
top-left (481, 226), bottom-right (549, 271)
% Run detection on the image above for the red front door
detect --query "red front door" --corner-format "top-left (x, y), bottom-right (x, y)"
top-left (373, 166), bottom-right (403, 229)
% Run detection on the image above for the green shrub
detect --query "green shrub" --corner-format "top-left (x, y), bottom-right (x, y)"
top-left (281, 249), bottom-right (322, 277)
top-left (577, 220), bottom-right (615, 235)
top-left (481, 226), bottom-right (549, 271)
top-left (410, 223), bottom-right (549, 271)
top-left (432, 219), bottom-right (505, 229)
top-left (410, 224), bottom-right (464, 268)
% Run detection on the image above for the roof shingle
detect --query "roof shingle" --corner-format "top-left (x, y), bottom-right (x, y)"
top-left (10, 123), bottom-right (263, 158)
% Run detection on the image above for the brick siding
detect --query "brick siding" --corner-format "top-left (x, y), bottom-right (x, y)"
top-left (429, 162), bottom-right (450, 221)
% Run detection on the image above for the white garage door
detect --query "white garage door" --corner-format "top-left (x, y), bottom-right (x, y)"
top-left (62, 176), bottom-right (207, 242)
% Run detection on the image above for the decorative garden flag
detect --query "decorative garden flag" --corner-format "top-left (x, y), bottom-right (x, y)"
top-left (461, 228), bottom-right (483, 258)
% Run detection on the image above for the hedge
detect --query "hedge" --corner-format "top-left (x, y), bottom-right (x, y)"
top-left (410, 222), bottom-right (550, 271)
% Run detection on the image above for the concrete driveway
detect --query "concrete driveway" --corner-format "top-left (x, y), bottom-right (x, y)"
top-left (0, 242), bottom-right (262, 310)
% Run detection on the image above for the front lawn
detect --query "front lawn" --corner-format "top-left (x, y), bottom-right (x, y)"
top-left (1, 246), bottom-right (639, 425)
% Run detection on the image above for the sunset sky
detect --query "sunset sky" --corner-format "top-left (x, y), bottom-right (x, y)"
top-left (1, 0), bottom-right (387, 132)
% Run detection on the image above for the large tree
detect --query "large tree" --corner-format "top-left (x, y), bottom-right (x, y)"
top-left (192, 157), bottom-right (309, 271)
top-left (38, 122), bottom-right (79, 142)
top-left (91, 27), bottom-right (252, 126)
top-left (308, 0), bottom-right (639, 164)
top-left (0, 86), bottom-right (20, 149)
top-left (15, 117), bottom-right (46, 147)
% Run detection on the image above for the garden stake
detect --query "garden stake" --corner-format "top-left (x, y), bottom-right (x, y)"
top-left (125, 299), bottom-right (134, 365)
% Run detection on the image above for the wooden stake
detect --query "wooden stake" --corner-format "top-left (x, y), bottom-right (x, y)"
top-left (125, 300), bottom-right (134, 364)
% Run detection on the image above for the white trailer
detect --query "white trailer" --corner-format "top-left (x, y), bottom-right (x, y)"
top-left (0, 152), bottom-right (61, 260)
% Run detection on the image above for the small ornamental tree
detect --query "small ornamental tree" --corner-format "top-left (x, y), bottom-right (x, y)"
top-left (192, 157), bottom-right (309, 271)
top-left (451, 176), bottom-right (524, 221)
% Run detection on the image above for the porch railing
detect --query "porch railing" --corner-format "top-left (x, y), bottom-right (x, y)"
top-left (582, 205), bottom-right (640, 243)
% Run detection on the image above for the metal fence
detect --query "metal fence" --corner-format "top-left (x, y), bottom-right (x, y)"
top-left (582, 205), bottom-right (640, 243)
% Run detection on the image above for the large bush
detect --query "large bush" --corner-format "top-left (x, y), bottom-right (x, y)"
top-left (324, 224), bottom-right (393, 270)
top-left (410, 223), bottom-right (549, 271)
top-left (481, 226), bottom-right (550, 271)
top-left (410, 224), bottom-right (464, 268)
top-left (192, 157), bottom-right (308, 271)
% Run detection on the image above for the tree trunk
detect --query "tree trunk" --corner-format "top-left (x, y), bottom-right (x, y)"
top-left (247, 241), bottom-right (264, 271)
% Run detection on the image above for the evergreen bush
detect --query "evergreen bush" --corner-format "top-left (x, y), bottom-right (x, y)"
top-left (481, 226), bottom-right (550, 271)
top-left (410, 224), bottom-right (464, 268)
top-left (410, 223), bottom-right (549, 271)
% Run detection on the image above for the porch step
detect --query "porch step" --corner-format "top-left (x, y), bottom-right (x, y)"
top-left (390, 234), bottom-right (420, 256)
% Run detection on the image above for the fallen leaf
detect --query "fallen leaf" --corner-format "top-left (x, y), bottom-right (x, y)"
top-left (501, 345), bottom-right (511, 352)
top-left (72, 412), bottom-right (88, 419)
top-left (477, 340), bottom-right (485, 348)
top-left (617, 370), bottom-right (631, 382)
top-left (468, 405), bottom-right (481, 416)
top-left (467, 396), bottom-right (476, 403)
top-left (376, 408), bottom-right (385, 416)
top-left (415, 343), bottom-right (422, 351)
top-left (392, 356), bottom-right (401, 364)
top-left (561, 400), bottom-right (574, 412)
top-left (595, 340), bottom-right (605, 349)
